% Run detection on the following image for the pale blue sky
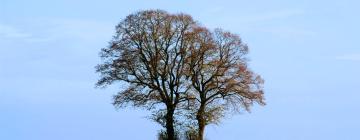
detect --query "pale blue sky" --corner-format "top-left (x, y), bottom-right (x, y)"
top-left (1, 0), bottom-right (359, 140)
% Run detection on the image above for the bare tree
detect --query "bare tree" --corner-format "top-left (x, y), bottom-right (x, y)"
top-left (97, 9), bottom-right (265, 140)
top-left (184, 27), bottom-right (266, 140)
top-left (96, 10), bottom-right (196, 140)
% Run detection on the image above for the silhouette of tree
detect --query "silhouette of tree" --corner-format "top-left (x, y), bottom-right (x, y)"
top-left (96, 10), bottom-right (196, 140)
top-left (184, 27), bottom-right (266, 140)
top-left (96, 9), bottom-right (265, 140)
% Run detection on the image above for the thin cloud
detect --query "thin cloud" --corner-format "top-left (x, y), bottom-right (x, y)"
top-left (0, 18), bottom-right (113, 43)
top-left (257, 26), bottom-right (317, 39)
top-left (336, 54), bottom-right (360, 61)
top-left (238, 9), bottom-right (305, 23)
top-left (45, 18), bottom-right (114, 41)
top-left (0, 24), bottom-right (52, 43)
top-left (0, 24), bottom-right (32, 39)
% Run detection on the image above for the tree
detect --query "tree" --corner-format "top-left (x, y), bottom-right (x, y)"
top-left (96, 9), bottom-right (265, 140)
top-left (184, 27), bottom-right (266, 140)
top-left (96, 10), bottom-right (197, 140)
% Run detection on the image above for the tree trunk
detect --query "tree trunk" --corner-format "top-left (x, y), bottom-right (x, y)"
top-left (166, 106), bottom-right (176, 140)
top-left (196, 105), bottom-right (206, 140)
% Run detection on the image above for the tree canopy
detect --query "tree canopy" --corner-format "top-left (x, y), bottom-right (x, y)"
top-left (96, 9), bottom-right (265, 140)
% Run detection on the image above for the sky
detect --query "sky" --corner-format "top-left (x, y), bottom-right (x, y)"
top-left (0, 0), bottom-right (359, 140)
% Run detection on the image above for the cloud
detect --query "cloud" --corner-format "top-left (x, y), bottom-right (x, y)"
top-left (0, 18), bottom-right (114, 44)
top-left (203, 9), bottom-right (311, 39)
top-left (0, 24), bottom-right (53, 43)
top-left (238, 9), bottom-right (305, 23)
top-left (336, 54), bottom-right (360, 61)
top-left (0, 24), bottom-right (32, 39)
top-left (256, 26), bottom-right (317, 39)
top-left (45, 18), bottom-right (114, 41)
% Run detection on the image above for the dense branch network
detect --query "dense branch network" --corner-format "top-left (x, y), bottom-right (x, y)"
top-left (96, 9), bottom-right (265, 140)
